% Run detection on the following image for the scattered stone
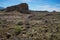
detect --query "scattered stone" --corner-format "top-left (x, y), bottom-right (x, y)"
top-left (5, 32), bottom-right (11, 39)
top-left (45, 13), bottom-right (53, 16)
top-left (15, 30), bottom-right (21, 36)
top-left (17, 22), bottom-right (23, 25)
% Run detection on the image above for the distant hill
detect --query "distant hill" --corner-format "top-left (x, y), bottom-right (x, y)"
top-left (0, 7), bottom-right (4, 9)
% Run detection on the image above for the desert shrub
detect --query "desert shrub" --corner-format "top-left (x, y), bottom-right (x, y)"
top-left (0, 20), bottom-right (3, 25)
top-left (0, 19), bottom-right (8, 28)
top-left (14, 25), bottom-right (22, 35)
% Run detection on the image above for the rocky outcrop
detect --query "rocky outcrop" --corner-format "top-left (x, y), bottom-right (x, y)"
top-left (5, 3), bottom-right (30, 14)
top-left (6, 6), bottom-right (17, 12)
top-left (17, 3), bottom-right (29, 13)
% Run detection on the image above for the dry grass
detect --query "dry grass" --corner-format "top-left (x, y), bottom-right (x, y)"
top-left (0, 11), bottom-right (60, 40)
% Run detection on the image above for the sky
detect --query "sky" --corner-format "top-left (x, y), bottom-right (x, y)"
top-left (0, 0), bottom-right (60, 12)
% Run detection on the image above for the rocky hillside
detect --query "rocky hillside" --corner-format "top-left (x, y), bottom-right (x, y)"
top-left (0, 3), bottom-right (60, 40)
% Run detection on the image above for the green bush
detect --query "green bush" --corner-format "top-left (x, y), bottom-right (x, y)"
top-left (14, 25), bottom-right (22, 35)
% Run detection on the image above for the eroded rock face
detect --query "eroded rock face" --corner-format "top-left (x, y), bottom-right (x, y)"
top-left (6, 3), bottom-right (30, 14)
top-left (17, 3), bottom-right (29, 13)
top-left (6, 6), bottom-right (17, 12)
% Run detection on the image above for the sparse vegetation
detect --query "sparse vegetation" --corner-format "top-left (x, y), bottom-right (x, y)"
top-left (0, 3), bottom-right (60, 40)
top-left (14, 25), bottom-right (22, 35)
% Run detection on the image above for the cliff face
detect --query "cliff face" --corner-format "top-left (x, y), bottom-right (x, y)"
top-left (17, 3), bottom-right (29, 14)
top-left (6, 6), bottom-right (16, 12)
top-left (6, 3), bottom-right (30, 14)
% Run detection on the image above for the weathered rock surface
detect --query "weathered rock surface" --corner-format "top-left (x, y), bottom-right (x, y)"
top-left (5, 3), bottom-right (30, 14)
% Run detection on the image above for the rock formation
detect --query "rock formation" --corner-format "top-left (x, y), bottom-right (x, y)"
top-left (5, 3), bottom-right (30, 14)
top-left (17, 3), bottom-right (30, 14)
top-left (6, 6), bottom-right (17, 12)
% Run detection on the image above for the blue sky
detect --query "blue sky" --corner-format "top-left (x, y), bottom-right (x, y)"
top-left (0, 0), bottom-right (60, 12)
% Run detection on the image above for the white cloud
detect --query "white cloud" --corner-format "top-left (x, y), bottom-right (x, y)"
top-left (30, 5), bottom-right (60, 12)
top-left (56, 4), bottom-right (60, 6)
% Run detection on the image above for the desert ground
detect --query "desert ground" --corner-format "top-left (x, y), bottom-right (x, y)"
top-left (0, 3), bottom-right (60, 40)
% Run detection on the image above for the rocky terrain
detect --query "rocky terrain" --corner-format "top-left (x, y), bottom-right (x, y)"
top-left (0, 3), bottom-right (60, 40)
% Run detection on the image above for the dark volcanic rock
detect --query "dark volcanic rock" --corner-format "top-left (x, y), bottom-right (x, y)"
top-left (5, 3), bottom-right (30, 14)
top-left (17, 3), bottom-right (30, 14)
top-left (6, 6), bottom-right (17, 12)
